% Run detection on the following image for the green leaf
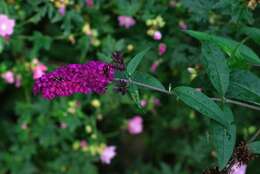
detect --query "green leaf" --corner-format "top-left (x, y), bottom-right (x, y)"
top-left (210, 105), bottom-right (236, 170)
top-left (128, 84), bottom-right (141, 108)
top-left (174, 86), bottom-right (228, 127)
top-left (227, 70), bottom-right (260, 104)
top-left (0, 37), bottom-right (4, 54)
top-left (201, 43), bottom-right (230, 96)
top-left (132, 71), bottom-right (166, 91)
top-left (185, 30), bottom-right (260, 64)
top-left (127, 47), bottom-right (150, 76)
top-left (242, 26), bottom-right (260, 45)
top-left (248, 141), bottom-right (260, 154)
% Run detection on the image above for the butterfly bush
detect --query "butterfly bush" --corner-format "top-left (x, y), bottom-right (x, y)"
top-left (33, 61), bottom-right (115, 99)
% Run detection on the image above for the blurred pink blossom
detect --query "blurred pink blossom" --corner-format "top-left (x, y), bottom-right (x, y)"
top-left (158, 43), bottom-right (167, 56)
top-left (15, 74), bottom-right (22, 88)
top-left (58, 7), bottom-right (66, 16)
top-left (21, 123), bottom-right (28, 130)
top-left (140, 99), bottom-right (147, 108)
top-left (0, 14), bottom-right (15, 37)
top-left (128, 116), bottom-right (143, 135)
top-left (60, 122), bottom-right (67, 129)
top-left (86, 0), bottom-right (94, 7)
top-left (100, 146), bottom-right (116, 164)
top-left (153, 98), bottom-right (161, 106)
top-left (32, 63), bottom-right (47, 79)
top-left (150, 60), bottom-right (162, 73)
top-left (153, 31), bottom-right (162, 40)
top-left (179, 21), bottom-right (187, 30)
top-left (230, 163), bottom-right (247, 174)
top-left (80, 140), bottom-right (88, 148)
top-left (1, 71), bottom-right (15, 84)
top-left (118, 16), bottom-right (136, 29)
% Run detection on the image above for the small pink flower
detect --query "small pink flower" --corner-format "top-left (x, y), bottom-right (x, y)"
top-left (80, 140), bottom-right (88, 148)
top-left (158, 43), bottom-right (167, 56)
top-left (150, 60), bottom-right (162, 73)
top-left (195, 88), bottom-right (203, 92)
top-left (1, 71), bottom-right (15, 84)
top-left (60, 122), bottom-right (67, 129)
top-left (153, 31), bottom-right (162, 40)
top-left (58, 7), bottom-right (66, 16)
top-left (86, 0), bottom-right (94, 7)
top-left (140, 99), bottom-right (147, 108)
top-left (127, 116), bottom-right (143, 135)
top-left (118, 16), bottom-right (136, 29)
top-left (0, 14), bottom-right (15, 37)
top-left (33, 64), bottom-right (47, 79)
top-left (21, 123), bottom-right (28, 130)
top-left (15, 74), bottom-right (22, 88)
top-left (179, 20), bottom-right (187, 30)
top-left (100, 146), bottom-right (116, 164)
top-left (153, 98), bottom-right (161, 106)
top-left (230, 162), bottom-right (247, 174)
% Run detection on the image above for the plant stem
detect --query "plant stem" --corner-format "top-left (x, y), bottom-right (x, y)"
top-left (115, 78), bottom-right (260, 111)
top-left (115, 78), bottom-right (173, 95)
top-left (248, 128), bottom-right (260, 143)
top-left (211, 98), bottom-right (260, 111)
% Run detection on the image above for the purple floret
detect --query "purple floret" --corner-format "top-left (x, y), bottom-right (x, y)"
top-left (33, 61), bottom-right (115, 100)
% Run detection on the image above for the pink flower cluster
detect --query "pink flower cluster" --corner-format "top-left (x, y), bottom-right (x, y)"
top-left (100, 146), bottom-right (116, 164)
top-left (118, 16), bottom-right (136, 29)
top-left (1, 70), bottom-right (21, 88)
top-left (32, 59), bottom-right (48, 79)
top-left (0, 14), bottom-right (15, 38)
top-left (86, 0), bottom-right (94, 7)
top-left (127, 116), bottom-right (143, 135)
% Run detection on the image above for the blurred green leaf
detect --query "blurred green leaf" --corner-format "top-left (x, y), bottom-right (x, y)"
top-left (248, 141), bottom-right (260, 154)
top-left (201, 43), bottom-right (230, 96)
top-left (0, 37), bottom-right (4, 54)
top-left (127, 47), bottom-right (150, 76)
top-left (186, 30), bottom-right (260, 65)
top-left (242, 26), bottom-right (260, 45)
top-left (210, 105), bottom-right (236, 170)
top-left (128, 84), bottom-right (141, 108)
top-left (227, 70), bottom-right (260, 105)
top-left (132, 71), bottom-right (165, 91)
top-left (174, 86), bottom-right (228, 127)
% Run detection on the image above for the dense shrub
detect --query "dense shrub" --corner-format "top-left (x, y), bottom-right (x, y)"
top-left (0, 0), bottom-right (260, 174)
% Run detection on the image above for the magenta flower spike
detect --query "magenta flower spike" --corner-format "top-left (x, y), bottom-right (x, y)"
top-left (33, 61), bottom-right (115, 100)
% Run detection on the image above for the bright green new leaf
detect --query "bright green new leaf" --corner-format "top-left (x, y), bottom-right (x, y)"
top-left (210, 105), bottom-right (236, 170)
top-left (248, 141), bottom-right (260, 154)
top-left (174, 86), bottom-right (228, 127)
top-left (201, 43), bottom-right (230, 96)
top-left (186, 30), bottom-right (260, 64)
top-left (227, 70), bottom-right (260, 105)
top-left (0, 37), bottom-right (4, 54)
top-left (127, 47), bottom-right (150, 76)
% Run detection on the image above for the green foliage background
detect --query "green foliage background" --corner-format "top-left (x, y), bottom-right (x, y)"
top-left (0, 0), bottom-right (260, 173)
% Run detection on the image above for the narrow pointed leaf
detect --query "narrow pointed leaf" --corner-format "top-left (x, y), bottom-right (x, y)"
top-left (185, 30), bottom-right (260, 64)
top-left (210, 106), bottom-right (236, 170)
top-left (127, 47), bottom-right (150, 76)
top-left (242, 27), bottom-right (260, 45)
top-left (227, 70), bottom-right (260, 104)
top-left (174, 86), bottom-right (228, 127)
top-left (132, 71), bottom-right (166, 91)
top-left (202, 43), bottom-right (230, 96)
